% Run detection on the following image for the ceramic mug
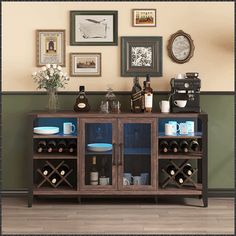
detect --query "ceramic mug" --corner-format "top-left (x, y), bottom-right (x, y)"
top-left (159, 100), bottom-right (170, 113)
top-left (165, 123), bottom-right (173, 136)
top-left (179, 123), bottom-right (188, 135)
top-left (133, 176), bottom-right (142, 185)
top-left (186, 121), bottom-right (195, 134)
top-left (168, 121), bottom-right (180, 135)
top-left (174, 100), bottom-right (187, 108)
top-left (63, 122), bottom-right (75, 135)
top-left (99, 177), bottom-right (110, 185)
top-left (123, 177), bottom-right (130, 186)
top-left (140, 173), bottom-right (149, 185)
top-left (123, 173), bottom-right (132, 184)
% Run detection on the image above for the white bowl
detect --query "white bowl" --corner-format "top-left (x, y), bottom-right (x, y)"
top-left (87, 143), bottom-right (112, 152)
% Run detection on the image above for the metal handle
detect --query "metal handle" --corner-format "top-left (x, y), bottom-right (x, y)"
top-left (119, 143), bottom-right (123, 166)
top-left (112, 143), bottom-right (116, 165)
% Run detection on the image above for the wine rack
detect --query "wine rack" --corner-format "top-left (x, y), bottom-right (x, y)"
top-left (34, 160), bottom-right (76, 189)
top-left (161, 160), bottom-right (198, 189)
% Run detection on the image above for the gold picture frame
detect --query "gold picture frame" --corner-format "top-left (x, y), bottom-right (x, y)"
top-left (36, 30), bottom-right (66, 67)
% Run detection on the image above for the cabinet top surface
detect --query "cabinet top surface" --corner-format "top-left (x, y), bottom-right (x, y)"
top-left (29, 111), bottom-right (207, 118)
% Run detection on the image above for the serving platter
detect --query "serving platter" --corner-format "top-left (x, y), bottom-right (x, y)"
top-left (87, 143), bottom-right (112, 152)
top-left (33, 127), bottom-right (59, 135)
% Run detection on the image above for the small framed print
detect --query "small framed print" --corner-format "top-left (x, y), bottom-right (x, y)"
top-left (70, 53), bottom-right (101, 77)
top-left (132, 9), bottom-right (156, 27)
top-left (36, 30), bottom-right (65, 67)
top-left (70, 11), bottom-right (118, 46)
top-left (121, 36), bottom-right (162, 77)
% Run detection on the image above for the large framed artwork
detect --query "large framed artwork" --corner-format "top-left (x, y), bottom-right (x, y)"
top-left (36, 30), bottom-right (65, 67)
top-left (70, 53), bottom-right (101, 77)
top-left (132, 9), bottom-right (156, 27)
top-left (70, 11), bottom-right (118, 46)
top-left (121, 36), bottom-right (163, 77)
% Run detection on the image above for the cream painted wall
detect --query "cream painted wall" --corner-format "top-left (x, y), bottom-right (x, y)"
top-left (2, 2), bottom-right (234, 91)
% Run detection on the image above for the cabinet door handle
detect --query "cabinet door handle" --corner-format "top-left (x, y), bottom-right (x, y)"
top-left (112, 143), bottom-right (116, 166)
top-left (119, 143), bottom-right (123, 166)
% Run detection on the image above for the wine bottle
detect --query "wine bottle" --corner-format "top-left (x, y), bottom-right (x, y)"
top-left (180, 140), bottom-right (189, 153)
top-left (190, 140), bottom-right (200, 151)
top-left (57, 140), bottom-right (66, 153)
top-left (175, 173), bottom-right (186, 185)
top-left (183, 163), bottom-right (194, 176)
top-left (131, 77), bottom-right (142, 113)
top-left (58, 164), bottom-right (70, 176)
top-left (141, 80), bottom-right (146, 112)
top-left (47, 140), bottom-right (56, 153)
top-left (42, 164), bottom-right (52, 176)
top-left (50, 173), bottom-right (60, 184)
top-left (169, 140), bottom-right (179, 153)
top-left (74, 86), bottom-right (90, 112)
top-left (90, 156), bottom-right (99, 185)
top-left (144, 74), bottom-right (153, 113)
top-left (67, 140), bottom-right (77, 153)
top-left (166, 164), bottom-right (177, 176)
top-left (160, 140), bottom-right (169, 153)
top-left (37, 140), bottom-right (46, 153)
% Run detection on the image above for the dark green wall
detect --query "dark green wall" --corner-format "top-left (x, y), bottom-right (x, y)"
top-left (2, 94), bottom-right (234, 189)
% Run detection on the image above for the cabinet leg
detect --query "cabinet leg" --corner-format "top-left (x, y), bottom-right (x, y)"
top-left (154, 196), bottom-right (158, 204)
top-left (28, 195), bottom-right (33, 208)
top-left (77, 197), bottom-right (81, 204)
top-left (203, 197), bottom-right (208, 207)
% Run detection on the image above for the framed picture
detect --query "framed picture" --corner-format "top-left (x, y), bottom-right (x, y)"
top-left (70, 53), bottom-right (101, 77)
top-left (132, 9), bottom-right (156, 27)
top-left (121, 36), bottom-right (162, 77)
top-left (70, 11), bottom-right (118, 46)
top-left (36, 30), bottom-right (65, 67)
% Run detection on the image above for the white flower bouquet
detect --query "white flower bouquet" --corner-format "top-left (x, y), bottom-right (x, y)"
top-left (32, 64), bottom-right (69, 90)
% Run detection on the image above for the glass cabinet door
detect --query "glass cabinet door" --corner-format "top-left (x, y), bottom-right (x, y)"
top-left (118, 119), bottom-right (156, 190)
top-left (80, 119), bottom-right (117, 190)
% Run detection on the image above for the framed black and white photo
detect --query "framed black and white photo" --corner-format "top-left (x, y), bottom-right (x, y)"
top-left (36, 30), bottom-right (65, 67)
top-left (70, 53), bottom-right (101, 77)
top-left (70, 11), bottom-right (118, 46)
top-left (121, 36), bottom-right (162, 77)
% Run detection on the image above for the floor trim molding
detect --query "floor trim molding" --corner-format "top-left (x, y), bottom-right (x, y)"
top-left (1, 188), bottom-right (234, 198)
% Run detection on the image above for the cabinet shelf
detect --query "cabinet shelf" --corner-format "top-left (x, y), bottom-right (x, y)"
top-left (158, 184), bottom-right (202, 195)
top-left (158, 132), bottom-right (202, 139)
top-left (158, 154), bottom-right (202, 159)
top-left (33, 155), bottom-right (77, 160)
top-left (33, 134), bottom-right (77, 139)
top-left (33, 185), bottom-right (77, 195)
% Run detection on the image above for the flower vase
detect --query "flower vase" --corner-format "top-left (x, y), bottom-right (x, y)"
top-left (47, 89), bottom-right (59, 112)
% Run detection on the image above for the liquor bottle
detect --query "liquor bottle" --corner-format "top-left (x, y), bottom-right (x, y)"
top-left (160, 140), bottom-right (169, 153)
top-left (41, 164), bottom-right (52, 176)
top-left (37, 140), bottom-right (46, 153)
top-left (57, 140), bottom-right (66, 153)
top-left (47, 140), bottom-right (56, 153)
top-left (180, 140), bottom-right (189, 153)
top-left (58, 164), bottom-right (70, 176)
top-left (169, 140), bottom-right (179, 153)
top-left (131, 77), bottom-right (142, 113)
top-left (175, 173), bottom-right (186, 185)
top-left (141, 81), bottom-right (146, 112)
top-left (67, 140), bottom-right (77, 153)
top-left (189, 140), bottom-right (200, 152)
top-left (90, 156), bottom-right (99, 185)
top-left (166, 164), bottom-right (177, 176)
top-left (183, 163), bottom-right (194, 176)
top-left (144, 74), bottom-right (153, 113)
top-left (74, 86), bottom-right (90, 112)
top-left (50, 173), bottom-right (60, 185)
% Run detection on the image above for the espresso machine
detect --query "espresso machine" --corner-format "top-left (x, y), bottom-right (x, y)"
top-left (170, 72), bottom-right (201, 113)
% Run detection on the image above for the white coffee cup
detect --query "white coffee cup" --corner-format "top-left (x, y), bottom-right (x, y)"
top-left (133, 176), bottom-right (142, 185)
top-left (63, 122), bottom-right (76, 135)
top-left (165, 123), bottom-right (174, 136)
top-left (99, 177), bottom-right (110, 185)
top-left (174, 100), bottom-right (187, 108)
top-left (176, 73), bottom-right (185, 79)
top-left (179, 123), bottom-right (188, 135)
top-left (123, 177), bottom-right (130, 186)
top-left (159, 100), bottom-right (170, 113)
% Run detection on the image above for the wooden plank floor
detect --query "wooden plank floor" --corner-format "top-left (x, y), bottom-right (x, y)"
top-left (2, 197), bottom-right (234, 235)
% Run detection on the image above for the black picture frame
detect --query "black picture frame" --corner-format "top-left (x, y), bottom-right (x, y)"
top-left (121, 36), bottom-right (163, 77)
top-left (70, 11), bottom-right (118, 46)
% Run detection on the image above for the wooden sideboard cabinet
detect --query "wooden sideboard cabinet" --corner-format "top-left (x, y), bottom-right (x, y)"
top-left (28, 112), bottom-right (208, 207)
